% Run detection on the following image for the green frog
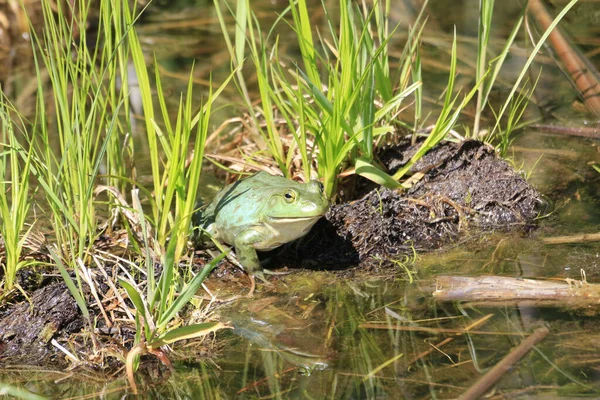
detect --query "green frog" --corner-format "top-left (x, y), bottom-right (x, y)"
top-left (192, 172), bottom-right (329, 282)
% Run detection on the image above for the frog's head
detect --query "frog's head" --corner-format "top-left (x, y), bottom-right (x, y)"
top-left (264, 180), bottom-right (329, 229)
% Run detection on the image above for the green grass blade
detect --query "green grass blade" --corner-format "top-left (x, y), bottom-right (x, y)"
top-left (48, 247), bottom-right (89, 322)
top-left (355, 157), bottom-right (402, 188)
top-left (124, 1), bottom-right (161, 221)
top-left (482, 4), bottom-right (526, 109)
top-left (290, 0), bottom-right (322, 88)
top-left (151, 322), bottom-right (231, 347)
top-left (473, 0), bottom-right (494, 137)
top-left (491, 0), bottom-right (578, 136)
top-left (0, 383), bottom-right (48, 400)
top-left (119, 278), bottom-right (149, 322)
top-left (157, 252), bottom-right (227, 330)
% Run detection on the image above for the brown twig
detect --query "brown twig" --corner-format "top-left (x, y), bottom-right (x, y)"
top-left (459, 326), bottom-right (550, 400)
top-left (404, 314), bottom-right (494, 369)
top-left (236, 366), bottom-right (297, 394)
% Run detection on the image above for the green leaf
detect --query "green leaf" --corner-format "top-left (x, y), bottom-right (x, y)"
top-left (234, 0), bottom-right (248, 68)
top-left (355, 157), bottom-right (402, 188)
top-left (119, 278), bottom-right (148, 322)
top-left (48, 247), bottom-right (89, 321)
top-left (157, 251), bottom-right (227, 330)
top-left (150, 322), bottom-right (231, 347)
top-left (374, 81), bottom-right (421, 121)
top-left (361, 65), bottom-right (376, 158)
top-left (290, 0), bottom-right (321, 88)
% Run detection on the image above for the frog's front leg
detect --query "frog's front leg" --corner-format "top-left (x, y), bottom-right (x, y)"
top-left (234, 226), bottom-right (272, 283)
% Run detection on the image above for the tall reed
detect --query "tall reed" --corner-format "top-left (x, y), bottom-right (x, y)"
top-left (217, 0), bottom-right (424, 196)
top-left (0, 96), bottom-right (35, 295)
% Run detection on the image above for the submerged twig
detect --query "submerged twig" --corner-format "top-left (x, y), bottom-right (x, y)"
top-left (359, 323), bottom-right (525, 336)
top-left (459, 326), bottom-right (550, 400)
top-left (236, 367), bottom-right (297, 394)
top-left (530, 124), bottom-right (600, 139)
top-left (404, 314), bottom-right (494, 369)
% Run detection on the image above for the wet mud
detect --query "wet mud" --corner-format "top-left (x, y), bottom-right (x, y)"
top-left (0, 282), bottom-right (82, 367)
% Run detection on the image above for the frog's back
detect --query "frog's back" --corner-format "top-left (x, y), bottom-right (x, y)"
top-left (210, 172), bottom-right (281, 227)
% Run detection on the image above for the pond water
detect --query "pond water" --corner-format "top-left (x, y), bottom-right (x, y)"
top-left (2, 0), bottom-right (600, 399)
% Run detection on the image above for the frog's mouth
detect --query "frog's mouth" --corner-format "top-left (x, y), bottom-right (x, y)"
top-left (267, 215), bottom-right (322, 223)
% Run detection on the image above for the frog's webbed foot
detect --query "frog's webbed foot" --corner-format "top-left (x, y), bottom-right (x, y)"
top-left (251, 270), bottom-right (271, 284)
top-left (244, 268), bottom-right (273, 298)
top-left (247, 275), bottom-right (256, 297)
top-left (234, 234), bottom-right (275, 290)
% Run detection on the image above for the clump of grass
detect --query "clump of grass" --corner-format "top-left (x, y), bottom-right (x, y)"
top-left (216, 0), bottom-right (488, 197)
top-left (486, 0), bottom-right (579, 146)
top-left (11, 0), bottom-right (235, 389)
top-left (29, 0), bottom-right (126, 275)
top-left (0, 95), bottom-right (35, 297)
top-left (119, 6), bottom-right (235, 388)
top-left (471, 0), bottom-right (579, 153)
top-left (22, 0), bottom-right (137, 324)
top-left (120, 245), bottom-right (229, 394)
top-left (217, 0), bottom-right (414, 191)
top-left (120, 1), bottom-right (236, 392)
top-left (24, 0), bottom-right (231, 302)
top-left (391, 29), bottom-right (483, 180)
top-left (288, 0), bottom-right (423, 194)
top-left (125, 0), bottom-right (235, 263)
top-left (218, 0), bottom-right (581, 195)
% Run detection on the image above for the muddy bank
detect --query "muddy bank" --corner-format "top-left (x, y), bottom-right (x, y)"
top-left (0, 140), bottom-right (543, 369)
top-left (270, 140), bottom-right (542, 271)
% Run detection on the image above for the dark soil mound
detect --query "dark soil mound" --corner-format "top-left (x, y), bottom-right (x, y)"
top-left (270, 140), bottom-right (542, 271)
top-left (0, 282), bottom-right (82, 366)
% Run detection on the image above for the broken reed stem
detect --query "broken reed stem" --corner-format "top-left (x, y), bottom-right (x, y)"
top-left (359, 323), bottom-right (527, 336)
top-left (126, 344), bottom-right (145, 395)
top-left (528, 0), bottom-right (600, 116)
top-left (530, 124), bottom-right (600, 139)
top-left (459, 326), bottom-right (550, 400)
top-left (541, 232), bottom-right (600, 245)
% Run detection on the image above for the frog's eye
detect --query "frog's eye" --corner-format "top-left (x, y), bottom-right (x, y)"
top-left (317, 181), bottom-right (324, 194)
top-left (284, 190), bottom-right (296, 203)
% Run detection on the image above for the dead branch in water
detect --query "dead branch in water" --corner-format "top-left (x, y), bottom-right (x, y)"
top-left (530, 124), bottom-right (600, 139)
top-left (433, 275), bottom-right (600, 308)
top-left (541, 232), bottom-right (600, 245)
top-left (459, 326), bottom-right (550, 400)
